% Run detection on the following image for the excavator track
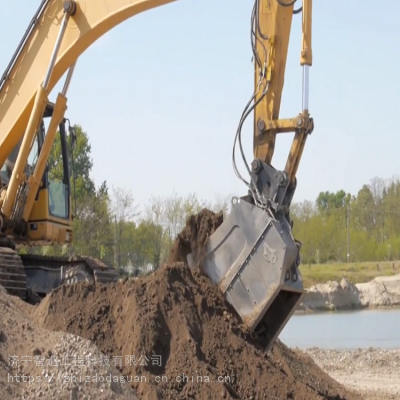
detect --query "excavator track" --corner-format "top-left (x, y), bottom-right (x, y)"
top-left (20, 254), bottom-right (119, 294)
top-left (0, 246), bottom-right (27, 300)
top-left (20, 254), bottom-right (119, 284)
top-left (0, 244), bottom-right (119, 300)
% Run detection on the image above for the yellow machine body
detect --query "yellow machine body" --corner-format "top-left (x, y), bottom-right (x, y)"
top-left (0, 0), bottom-right (313, 350)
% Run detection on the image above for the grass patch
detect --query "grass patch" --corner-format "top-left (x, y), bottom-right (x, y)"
top-left (299, 261), bottom-right (400, 288)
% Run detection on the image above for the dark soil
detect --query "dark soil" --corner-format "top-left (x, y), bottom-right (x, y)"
top-left (33, 270), bottom-right (360, 400)
top-left (31, 209), bottom-right (361, 400)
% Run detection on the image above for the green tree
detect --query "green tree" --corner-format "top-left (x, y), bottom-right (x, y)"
top-left (70, 182), bottom-right (114, 260)
top-left (133, 221), bottom-right (164, 270)
top-left (111, 186), bottom-right (139, 269)
top-left (353, 184), bottom-right (375, 233)
top-left (316, 190), bottom-right (348, 212)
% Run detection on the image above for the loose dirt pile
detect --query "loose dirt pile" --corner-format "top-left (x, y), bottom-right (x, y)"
top-left (29, 209), bottom-right (361, 400)
top-left (33, 265), bottom-right (362, 400)
top-left (0, 284), bottom-right (138, 400)
top-left (0, 208), bottom-right (366, 399)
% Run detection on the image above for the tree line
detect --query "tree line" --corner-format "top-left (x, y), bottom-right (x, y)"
top-left (291, 177), bottom-right (400, 264)
top-left (29, 125), bottom-right (400, 274)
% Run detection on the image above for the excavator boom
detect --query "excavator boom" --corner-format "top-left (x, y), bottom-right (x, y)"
top-left (0, 0), bottom-right (313, 351)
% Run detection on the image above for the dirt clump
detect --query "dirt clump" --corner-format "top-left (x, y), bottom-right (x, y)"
top-left (32, 261), bottom-right (361, 400)
top-left (167, 208), bottom-right (223, 267)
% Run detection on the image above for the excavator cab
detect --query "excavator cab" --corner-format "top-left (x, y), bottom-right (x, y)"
top-left (1, 103), bottom-right (73, 245)
top-left (27, 104), bottom-right (73, 244)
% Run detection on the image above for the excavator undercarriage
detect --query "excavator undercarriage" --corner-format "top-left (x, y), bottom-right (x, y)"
top-left (0, 242), bottom-right (118, 302)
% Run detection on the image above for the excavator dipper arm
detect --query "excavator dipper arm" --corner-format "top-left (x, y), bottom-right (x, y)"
top-left (193, 0), bottom-right (314, 351)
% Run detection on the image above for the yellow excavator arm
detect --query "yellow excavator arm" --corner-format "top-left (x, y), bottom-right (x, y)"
top-left (0, 0), bottom-right (312, 351)
top-left (0, 0), bottom-right (179, 230)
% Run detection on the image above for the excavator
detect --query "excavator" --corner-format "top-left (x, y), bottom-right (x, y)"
top-left (0, 0), bottom-right (312, 351)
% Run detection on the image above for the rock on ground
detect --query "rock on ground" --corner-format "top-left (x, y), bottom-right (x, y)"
top-left (305, 347), bottom-right (400, 400)
top-left (299, 274), bottom-right (400, 312)
top-left (357, 275), bottom-right (400, 307)
top-left (0, 284), bottom-right (139, 400)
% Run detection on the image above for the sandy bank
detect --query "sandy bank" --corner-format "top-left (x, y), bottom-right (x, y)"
top-left (298, 274), bottom-right (400, 312)
top-left (305, 347), bottom-right (400, 400)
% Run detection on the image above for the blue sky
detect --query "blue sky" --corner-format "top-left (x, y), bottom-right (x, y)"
top-left (1, 1), bottom-right (399, 209)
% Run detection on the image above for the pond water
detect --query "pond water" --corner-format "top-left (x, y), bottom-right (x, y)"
top-left (278, 308), bottom-right (400, 349)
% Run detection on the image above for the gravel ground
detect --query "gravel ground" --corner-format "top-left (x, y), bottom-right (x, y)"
top-left (304, 347), bottom-right (400, 400)
top-left (0, 284), bottom-right (139, 400)
top-left (18, 333), bottom-right (140, 400)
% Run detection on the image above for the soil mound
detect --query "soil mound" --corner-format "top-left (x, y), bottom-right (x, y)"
top-left (33, 263), bottom-right (360, 400)
top-left (30, 209), bottom-right (360, 399)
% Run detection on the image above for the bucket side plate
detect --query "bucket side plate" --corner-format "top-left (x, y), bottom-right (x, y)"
top-left (197, 198), bottom-right (305, 350)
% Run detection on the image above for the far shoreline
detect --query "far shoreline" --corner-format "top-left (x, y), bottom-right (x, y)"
top-left (294, 304), bottom-right (400, 315)
top-left (295, 273), bottom-right (400, 313)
